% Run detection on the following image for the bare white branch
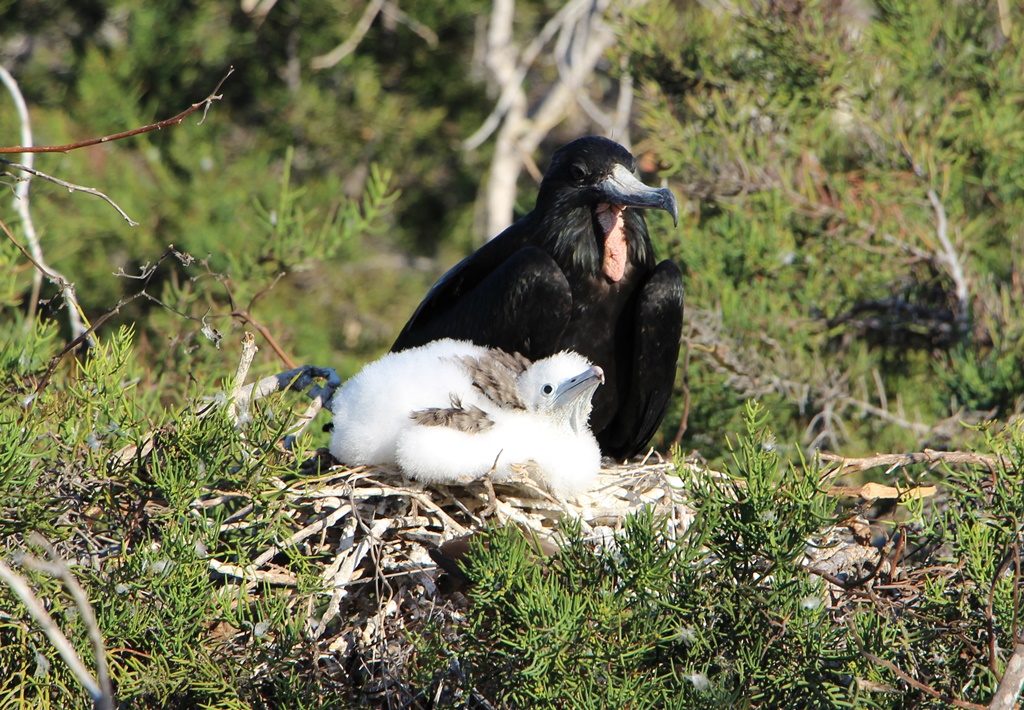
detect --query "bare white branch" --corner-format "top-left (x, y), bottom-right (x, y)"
top-left (381, 1), bottom-right (438, 46)
top-left (0, 65), bottom-right (89, 341)
top-left (467, 0), bottom-right (644, 236)
top-left (0, 539), bottom-right (115, 710)
top-left (927, 188), bottom-right (969, 320)
top-left (26, 534), bottom-right (113, 710)
top-left (229, 332), bottom-right (259, 425)
top-left (311, 0), bottom-right (386, 71)
top-left (990, 641), bottom-right (1024, 710)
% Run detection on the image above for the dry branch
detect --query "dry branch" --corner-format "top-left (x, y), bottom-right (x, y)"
top-left (1, 159), bottom-right (139, 226)
top-left (927, 188), bottom-right (969, 324)
top-left (469, 0), bottom-right (642, 236)
top-left (819, 449), bottom-right (1010, 480)
top-left (990, 641), bottom-right (1024, 710)
top-left (0, 539), bottom-right (115, 710)
top-left (311, 0), bottom-right (386, 70)
top-left (0, 66), bottom-right (234, 155)
top-left (0, 67), bottom-right (88, 340)
top-left (859, 648), bottom-right (986, 709)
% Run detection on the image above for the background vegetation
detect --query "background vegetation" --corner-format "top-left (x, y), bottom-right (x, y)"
top-left (2, 0), bottom-right (1024, 706)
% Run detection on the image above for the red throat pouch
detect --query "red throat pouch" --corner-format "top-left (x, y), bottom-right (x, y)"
top-left (595, 203), bottom-right (627, 282)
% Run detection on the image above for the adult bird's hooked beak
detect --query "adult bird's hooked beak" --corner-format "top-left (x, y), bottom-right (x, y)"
top-left (597, 164), bottom-right (678, 226)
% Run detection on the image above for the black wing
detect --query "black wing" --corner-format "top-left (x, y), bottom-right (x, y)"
top-left (391, 216), bottom-right (572, 359)
top-left (392, 224), bottom-right (527, 351)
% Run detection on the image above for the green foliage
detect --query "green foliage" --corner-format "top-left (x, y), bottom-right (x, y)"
top-left (627, 0), bottom-right (1024, 457)
top-left (0, 327), bottom-right (329, 707)
top-left (3, 1), bottom-right (1024, 706)
top-left (5, 0), bottom-right (1021, 461)
top-left (418, 404), bottom-right (1024, 708)
top-left (421, 405), bottom-right (844, 707)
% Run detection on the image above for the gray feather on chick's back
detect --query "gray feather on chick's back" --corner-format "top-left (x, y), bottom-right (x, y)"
top-left (410, 395), bottom-right (494, 433)
top-left (456, 349), bottom-right (531, 410)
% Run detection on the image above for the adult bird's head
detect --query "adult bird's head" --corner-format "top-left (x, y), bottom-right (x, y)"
top-left (534, 136), bottom-right (678, 282)
top-left (517, 351), bottom-right (604, 434)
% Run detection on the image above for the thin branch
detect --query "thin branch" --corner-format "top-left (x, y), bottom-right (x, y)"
top-left (0, 560), bottom-right (102, 702)
top-left (819, 449), bottom-right (1009, 480)
top-left (1, 160), bottom-right (139, 226)
top-left (610, 68), bottom-right (634, 150)
top-left (670, 346), bottom-right (692, 448)
top-left (0, 539), bottom-right (115, 710)
top-left (311, 0), bottom-right (386, 71)
top-left (381, 1), bottom-right (438, 46)
top-left (927, 188), bottom-right (969, 323)
top-left (860, 649), bottom-right (986, 709)
top-left (241, 0), bottom-right (279, 25)
top-left (990, 642), bottom-right (1024, 710)
top-left (0, 67), bottom-right (89, 341)
top-left (0, 66), bottom-right (234, 154)
top-left (0, 65), bottom-right (43, 318)
top-left (995, 0), bottom-right (1013, 44)
top-left (0, 215), bottom-right (89, 341)
top-left (25, 534), bottom-right (113, 710)
top-left (463, 0), bottom-right (587, 151)
top-left (845, 396), bottom-right (933, 436)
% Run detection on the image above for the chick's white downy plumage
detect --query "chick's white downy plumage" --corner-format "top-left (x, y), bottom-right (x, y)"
top-left (328, 338), bottom-right (604, 496)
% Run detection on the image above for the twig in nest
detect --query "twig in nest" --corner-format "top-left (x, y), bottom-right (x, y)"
top-left (229, 332), bottom-right (259, 425)
top-left (230, 352), bottom-right (342, 448)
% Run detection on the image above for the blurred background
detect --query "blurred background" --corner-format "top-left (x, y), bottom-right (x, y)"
top-left (1, 0), bottom-right (1022, 462)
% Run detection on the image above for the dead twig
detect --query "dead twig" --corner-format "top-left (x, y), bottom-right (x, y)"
top-left (990, 643), bottom-right (1024, 709)
top-left (229, 332), bottom-right (260, 425)
top-left (857, 647), bottom-right (985, 709)
top-left (0, 66), bottom-right (234, 155)
top-left (818, 449), bottom-right (1009, 481)
top-left (0, 537), bottom-right (115, 710)
top-left (469, 0), bottom-right (636, 236)
top-left (0, 68), bottom-right (88, 340)
top-left (311, 0), bottom-right (386, 70)
top-left (0, 159), bottom-right (139, 226)
top-left (381, 1), bottom-right (438, 46)
top-left (0, 66), bottom-right (44, 319)
top-left (927, 188), bottom-right (969, 327)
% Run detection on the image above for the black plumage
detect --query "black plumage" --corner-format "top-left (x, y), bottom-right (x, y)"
top-left (392, 136), bottom-right (684, 459)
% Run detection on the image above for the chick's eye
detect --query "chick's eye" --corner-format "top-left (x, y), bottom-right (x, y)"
top-left (542, 384), bottom-right (554, 395)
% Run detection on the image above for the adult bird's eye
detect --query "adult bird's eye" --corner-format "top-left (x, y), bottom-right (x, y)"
top-left (542, 384), bottom-right (554, 395)
top-left (569, 164), bottom-right (587, 183)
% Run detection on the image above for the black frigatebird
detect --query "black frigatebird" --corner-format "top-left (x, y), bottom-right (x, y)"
top-left (392, 136), bottom-right (684, 459)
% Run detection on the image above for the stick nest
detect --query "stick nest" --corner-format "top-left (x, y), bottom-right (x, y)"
top-left (205, 454), bottom-right (694, 692)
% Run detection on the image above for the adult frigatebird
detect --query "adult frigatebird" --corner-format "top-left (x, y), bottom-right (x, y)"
top-left (392, 136), bottom-right (684, 459)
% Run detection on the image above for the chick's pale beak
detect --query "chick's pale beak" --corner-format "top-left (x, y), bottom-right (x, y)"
top-left (553, 365), bottom-right (604, 408)
top-left (597, 164), bottom-right (678, 226)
